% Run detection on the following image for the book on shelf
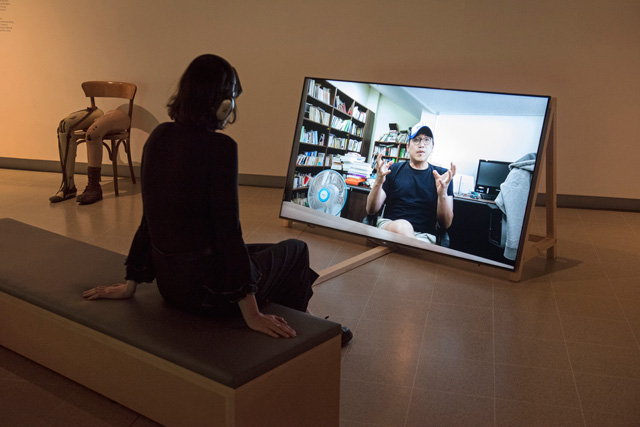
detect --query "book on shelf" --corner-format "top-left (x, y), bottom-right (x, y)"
top-left (293, 172), bottom-right (314, 189)
top-left (351, 105), bottom-right (367, 122)
top-left (331, 116), bottom-right (351, 132)
top-left (349, 122), bottom-right (363, 137)
top-left (307, 79), bottom-right (331, 104)
top-left (334, 96), bottom-right (347, 114)
top-left (373, 144), bottom-right (399, 157)
top-left (300, 126), bottom-right (324, 146)
top-left (340, 152), bottom-right (373, 178)
top-left (296, 151), bottom-right (324, 166)
top-left (324, 153), bottom-right (340, 167)
top-left (329, 155), bottom-right (343, 170)
top-left (306, 104), bottom-right (330, 125)
top-left (292, 194), bottom-right (309, 207)
top-left (347, 139), bottom-right (362, 152)
top-left (347, 163), bottom-right (373, 177)
top-left (397, 131), bottom-right (409, 143)
top-left (378, 130), bottom-right (399, 142)
top-left (328, 134), bottom-right (347, 149)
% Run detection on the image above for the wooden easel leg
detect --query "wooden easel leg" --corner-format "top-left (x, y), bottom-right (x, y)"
top-left (545, 101), bottom-right (558, 260)
top-left (509, 269), bottom-right (523, 282)
top-left (314, 245), bottom-right (396, 287)
top-left (509, 98), bottom-right (557, 281)
top-left (280, 219), bottom-right (395, 284)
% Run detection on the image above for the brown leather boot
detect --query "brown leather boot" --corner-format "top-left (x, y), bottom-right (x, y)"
top-left (77, 166), bottom-right (103, 205)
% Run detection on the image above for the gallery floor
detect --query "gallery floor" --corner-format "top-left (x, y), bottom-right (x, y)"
top-left (1, 168), bottom-right (639, 426)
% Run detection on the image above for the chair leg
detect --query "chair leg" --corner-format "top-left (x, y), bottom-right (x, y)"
top-left (112, 140), bottom-right (119, 197)
top-left (125, 139), bottom-right (136, 184)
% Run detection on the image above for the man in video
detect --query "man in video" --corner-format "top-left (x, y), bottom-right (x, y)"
top-left (366, 122), bottom-right (456, 243)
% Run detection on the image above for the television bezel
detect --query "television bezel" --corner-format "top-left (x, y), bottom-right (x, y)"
top-left (280, 76), bottom-right (554, 273)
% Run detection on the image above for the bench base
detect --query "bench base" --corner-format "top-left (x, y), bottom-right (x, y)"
top-left (0, 290), bottom-right (340, 426)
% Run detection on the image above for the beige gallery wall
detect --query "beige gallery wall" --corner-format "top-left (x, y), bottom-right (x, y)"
top-left (0, 0), bottom-right (638, 200)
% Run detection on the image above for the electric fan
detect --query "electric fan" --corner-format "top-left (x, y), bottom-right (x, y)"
top-left (307, 170), bottom-right (347, 216)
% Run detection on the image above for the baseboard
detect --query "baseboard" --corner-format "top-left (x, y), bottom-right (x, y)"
top-left (534, 193), bottom-right (640, 212)
top-left (0, 157), bottom-right (139, 178)
top-left (237, 173), bottom-right (286, 188)
top-left (1, 156), bottom-right (638, 211)
top-left (0, 157), bottom-right (286, 187)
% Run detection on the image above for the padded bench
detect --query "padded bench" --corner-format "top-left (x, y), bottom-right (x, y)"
top-left (0, 218), bottom-right (341, 426)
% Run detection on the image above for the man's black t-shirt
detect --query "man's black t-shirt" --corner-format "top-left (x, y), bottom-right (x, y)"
top-left (381, 161), bottom-right (453, 234)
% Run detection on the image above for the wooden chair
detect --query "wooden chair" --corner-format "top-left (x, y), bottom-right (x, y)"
top-left (79, 81), bottom-right (137, 196)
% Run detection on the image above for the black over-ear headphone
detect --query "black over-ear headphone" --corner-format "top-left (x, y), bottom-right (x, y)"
top-left (216, 66), bottom-right (242, 122)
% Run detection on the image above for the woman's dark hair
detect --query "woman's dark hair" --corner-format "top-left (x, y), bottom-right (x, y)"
top-left (167, 54), bottom-right (240, 131)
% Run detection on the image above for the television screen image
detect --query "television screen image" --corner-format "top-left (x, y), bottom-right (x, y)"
top-left (280, 78), bottom-right (552, 271)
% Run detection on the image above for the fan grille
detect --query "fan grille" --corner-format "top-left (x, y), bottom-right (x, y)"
top-left (307, 170), bottom-right (347, 216)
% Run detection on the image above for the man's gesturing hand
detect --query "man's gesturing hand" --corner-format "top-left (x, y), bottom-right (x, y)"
top-left (375, 153), bottom-right (394, 183)
top-left (433, 162), bottom-right (457, 196)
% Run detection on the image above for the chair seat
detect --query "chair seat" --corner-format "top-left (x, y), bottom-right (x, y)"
top-left (104, 130), bottom-right (129, 139)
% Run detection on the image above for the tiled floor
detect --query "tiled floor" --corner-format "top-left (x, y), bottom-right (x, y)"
top-left (1, 168), bottom-right (640, 426)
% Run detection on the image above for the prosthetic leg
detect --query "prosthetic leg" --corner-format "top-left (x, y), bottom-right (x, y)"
top-left (75, 109), bottom-right (131, 205)
top-left (49, 107), bottom-right (104, 203)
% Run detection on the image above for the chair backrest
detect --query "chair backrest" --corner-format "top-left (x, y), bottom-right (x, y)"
top-left (81, 81), bottom-right (137, 128)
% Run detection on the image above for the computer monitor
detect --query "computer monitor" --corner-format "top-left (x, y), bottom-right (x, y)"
top-left (475, 160), bottom-right (512, 199)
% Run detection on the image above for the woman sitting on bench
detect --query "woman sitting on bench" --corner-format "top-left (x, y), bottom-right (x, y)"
top-left (83, 54), bottom-right (352, 345)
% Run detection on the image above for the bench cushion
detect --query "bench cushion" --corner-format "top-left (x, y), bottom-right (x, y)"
top-left (0, 218), bottom-right (340, 388)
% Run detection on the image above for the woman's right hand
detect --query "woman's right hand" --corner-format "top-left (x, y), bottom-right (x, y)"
top-left (238, 293), bottom-right (297, 338)
top-left (243, 312), bottom-right (297, 338)
top-left (82, 281), bottom-right (138, 300)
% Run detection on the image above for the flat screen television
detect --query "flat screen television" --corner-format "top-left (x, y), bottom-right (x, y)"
top-left (280, 77), bottom-right (552, 271)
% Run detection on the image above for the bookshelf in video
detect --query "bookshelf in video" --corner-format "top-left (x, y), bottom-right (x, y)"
top-left (372, 130), bottom-right (410, 164)
top-left (285, 79), bottom-right (375, 208)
